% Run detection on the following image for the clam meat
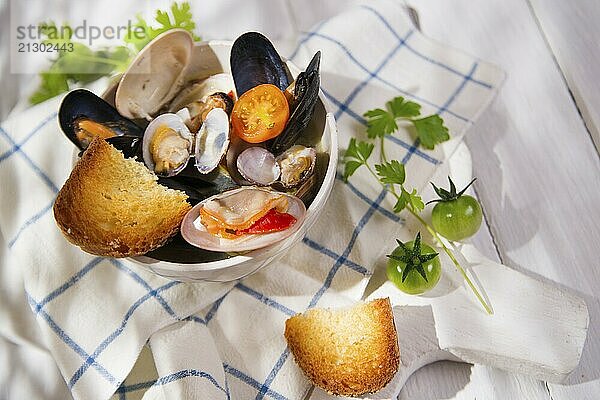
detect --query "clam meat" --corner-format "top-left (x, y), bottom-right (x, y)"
top-left (169, 73), bottom-right (236, 112)
top-left (142, 113), bottom-right (192, 177)
top-left (180, 187), bottom-right (306, 252)
top-left (185, 92), bottom-right (234, 133)
top-left (276, 145), bottom-right (317, 188)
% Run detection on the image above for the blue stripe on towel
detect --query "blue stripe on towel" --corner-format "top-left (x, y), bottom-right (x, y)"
top-left (26, 292), bottom-right (118, 386)
top-left (224, 363), bottom-right (288, 400)
top-left (288, 20), bottom-right (327, 61)
top-left (0, 126), bottom-right (59, 193)
top-left (68, 281), bottom-right (179, 388)
top-left (33, 257), bottom-right (104, 313)
top-left (8, 200), bottom-right (54, 248)
top-left (110, 259), bottom-right (180, 318)
top-left (0, 112), bottom-right (57, 163)
top-left (333, 29), bottom-right (414, 121)
top-left (302, 237), bottom-right (370, 275)
top-left (235, 283), bottom-right (296, 317)
top-left (307, 31), bottom-right (470, 122)
top-left (360, 5), bottom-right (492, 89)
top-left (335, 173), bottom-right (403, 222)
top-left (116, 369), bottom-right (230, 400)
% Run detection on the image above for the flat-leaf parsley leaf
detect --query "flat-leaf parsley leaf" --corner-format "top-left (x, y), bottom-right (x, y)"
top-left (363, 96), bottom-right (449, 150)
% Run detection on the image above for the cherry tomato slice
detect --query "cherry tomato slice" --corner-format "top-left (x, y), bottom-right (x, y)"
top-left (237, 208), bottom-right (296, 235)
top-left (231, 84), bottom-right (290, 143)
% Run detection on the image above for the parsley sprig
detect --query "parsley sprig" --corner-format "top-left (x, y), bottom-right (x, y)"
top-left (344, 96), bottom-right (492, 314)
top-left (364, 96), bottom-right (449, 149)
top-left (30, 2), bottom-right (200, 104)
top-left (124, 2), bottom-right (200, 52)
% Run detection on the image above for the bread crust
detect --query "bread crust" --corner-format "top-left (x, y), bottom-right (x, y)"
top-left (53, 137), bottom-right (191, 257)
top-left (284, 298), bottom-right (400, 397)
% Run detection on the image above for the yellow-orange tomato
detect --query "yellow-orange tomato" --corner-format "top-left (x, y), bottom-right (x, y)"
top-left (231, 84), bottom-right (290, 143)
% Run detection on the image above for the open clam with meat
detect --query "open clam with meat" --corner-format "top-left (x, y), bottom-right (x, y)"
top-left (57, 29), bottom-right (336, 269)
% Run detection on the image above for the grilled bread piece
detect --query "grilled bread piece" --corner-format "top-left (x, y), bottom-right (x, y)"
top-left (53, 137), bottom-right (191, 257)
top-left (284, 298), bottom-right (399, 397)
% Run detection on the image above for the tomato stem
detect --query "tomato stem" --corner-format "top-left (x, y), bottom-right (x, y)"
top-left (363, 146), bottom-right (493, 315)
top-left (406, 207), bottom-right (493, 315)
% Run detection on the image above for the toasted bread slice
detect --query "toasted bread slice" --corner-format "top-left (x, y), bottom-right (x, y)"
top-left (284, 298), bottom-right (399, 396)
top-left (53, 137), bottom-right (191, 257)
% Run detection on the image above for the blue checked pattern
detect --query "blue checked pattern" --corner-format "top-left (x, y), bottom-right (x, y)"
top-left (0, 2), bottom-right (503, 399)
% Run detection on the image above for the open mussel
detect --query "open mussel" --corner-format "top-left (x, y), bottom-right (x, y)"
top-left (270, 51), bottom-right (321, 155)
top-left (59, 89), bottom-right (143, 151)
top-left (230, 32), bottom-right (291, 96)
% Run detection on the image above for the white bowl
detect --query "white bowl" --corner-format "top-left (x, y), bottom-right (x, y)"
top-left (94, 40), bottom-right (337, 282)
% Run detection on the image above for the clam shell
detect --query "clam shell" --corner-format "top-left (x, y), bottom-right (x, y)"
top-left (237, 147), bottom-right (281, 186)
top-left (194, 108), bottom-right (230, 174)
top-left (180, 187), bottom-right (306, 252)
top-left (169, 73), bottom-right (236, 112)
top-left (116, 30), bottom-right (193, 119)
top-left (276, 145), bottom-right (316, 188)
top-left (142, 113), bottom-right (192, 177)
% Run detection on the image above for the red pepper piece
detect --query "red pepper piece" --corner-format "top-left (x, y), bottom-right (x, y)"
top-left (237, 208), bottom-right (296, 235)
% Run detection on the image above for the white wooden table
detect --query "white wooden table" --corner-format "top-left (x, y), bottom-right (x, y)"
top-left (290, 1), bottom-right (600, 399)
top-left (398, 1), bottom-right (600, 399)
top-left (1, 1), bottom-right (599, 399)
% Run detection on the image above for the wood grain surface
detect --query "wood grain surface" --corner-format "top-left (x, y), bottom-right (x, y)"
top-left (291, 0), bottom-right (600, 399)
top-left (1, 0), bottom-right (598, 398)
top-left (527, 0), bottom-right (600, 152)
top-left (412, 0), bottom-right (600, 399)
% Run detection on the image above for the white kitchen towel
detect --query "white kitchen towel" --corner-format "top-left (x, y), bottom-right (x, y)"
top-left (0, 1), bottom-right (505, 399)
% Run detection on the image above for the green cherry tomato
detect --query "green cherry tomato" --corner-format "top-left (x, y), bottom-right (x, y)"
top-left (431, 195), bottom-right (482, 241)
top-left (387, 241), bottom-right (441, 295)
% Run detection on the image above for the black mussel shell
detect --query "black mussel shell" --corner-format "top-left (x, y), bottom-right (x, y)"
top-left (159, 164), bottom-right (240, 204)
top-left (270, 51), bottom-right (321, 155)
top-left (59, 89), bottom-right (143, 151)
top-left (211, 92), bottom-right (235, 116)
top-left (230, 32), bottom-right (291, 96)
top-left (105, 135), bottom-right (143, 159)
top-left (76, 135), bottom-right (142, 158)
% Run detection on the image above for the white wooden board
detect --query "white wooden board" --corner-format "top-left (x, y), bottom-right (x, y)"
top-left (415, 0), bottom-right (600, 399)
